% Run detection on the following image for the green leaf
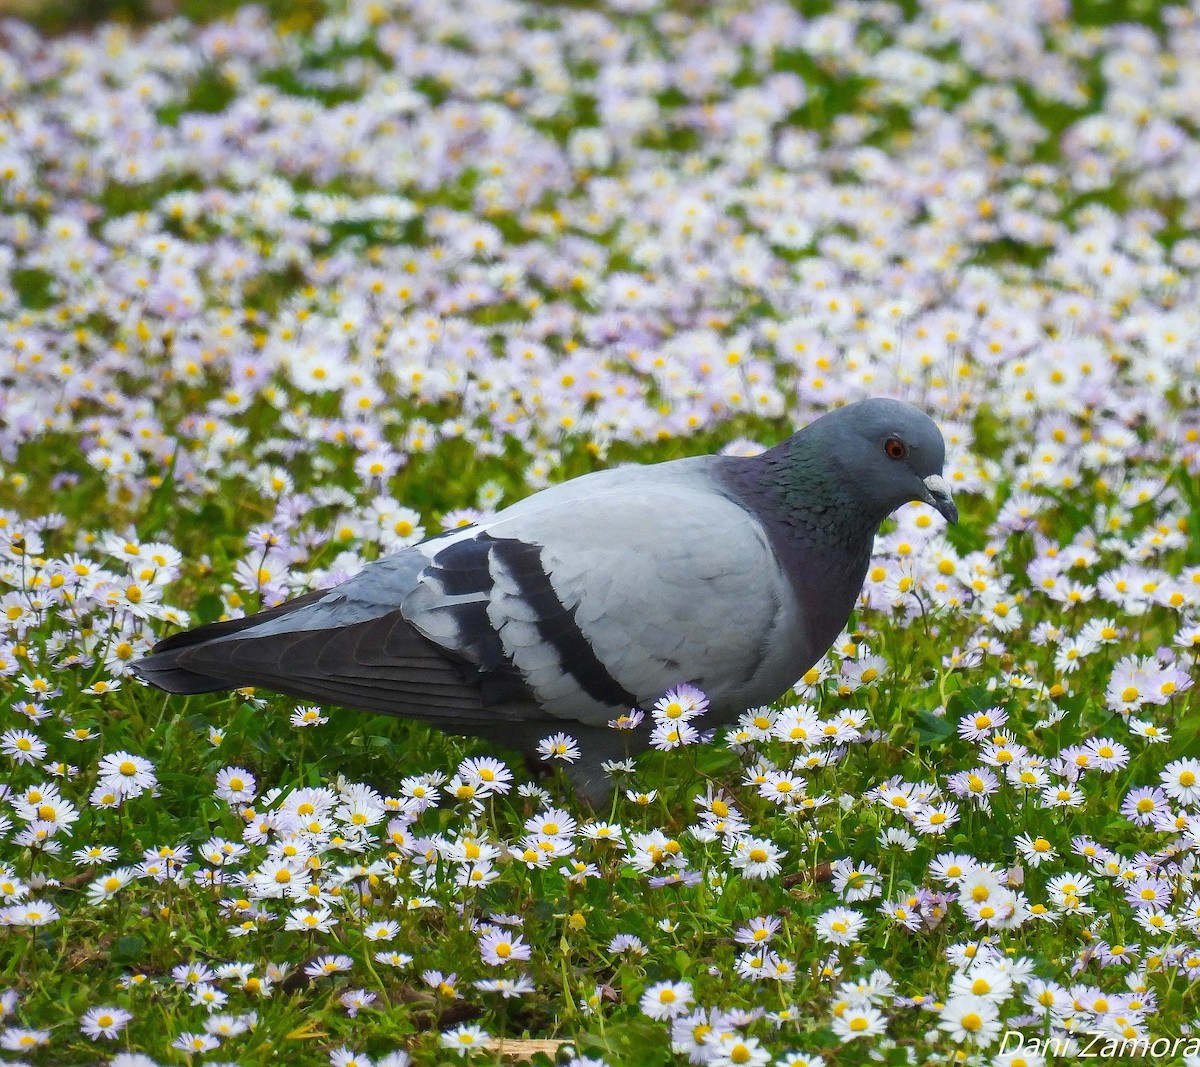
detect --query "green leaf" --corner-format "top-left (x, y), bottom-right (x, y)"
top-left (1082, 702), bottom-right (1119, 730)
top-left (945, 683), bottom-right (996, 718)
top-left (12, 268), bottom-right (56, 310)
top-left (367, 734), bottom-right (397, 757)
top-left (913, 709), bottom-right (955, 745)
top-left (140, 448), bottom-right (179, 536)
top-left (1055, 691), bottom-right (1088, 717)
top-left (195, 593), bottom-right (224, 625)
top-left (111, 934), bottom-right (147, 964)
top-left (195, 502), bottom-right (228, 533)
top-left (693, 745), bottom-right (739, 775)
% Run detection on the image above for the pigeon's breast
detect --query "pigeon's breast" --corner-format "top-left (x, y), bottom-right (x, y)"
top-left (710, 456), bottom-right (877, 701)
top-left (770, 524), bottom-right (874, 662)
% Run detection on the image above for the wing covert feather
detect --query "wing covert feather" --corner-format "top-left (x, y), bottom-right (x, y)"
top-left (474, 467), bottom-right (792, 719)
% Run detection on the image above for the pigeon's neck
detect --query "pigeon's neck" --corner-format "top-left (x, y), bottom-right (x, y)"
top-left (753, 435), bottom-right (878, 550)
top-left (714, 440), bottom-right (878, 664)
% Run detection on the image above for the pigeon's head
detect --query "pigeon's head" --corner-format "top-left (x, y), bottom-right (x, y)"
top-left (811, 398), bottom-right (958, 526)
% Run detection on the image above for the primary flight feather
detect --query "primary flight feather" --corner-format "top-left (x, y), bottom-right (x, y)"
top-left (133, 397), bottom-right (957, 799)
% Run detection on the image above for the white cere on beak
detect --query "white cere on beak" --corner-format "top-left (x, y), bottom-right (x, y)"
top-left (922, 474), bottom-right (958, 524)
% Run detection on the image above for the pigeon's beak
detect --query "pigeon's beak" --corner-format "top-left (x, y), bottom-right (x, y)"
top-left (922, 474), bottom-right (958, 524)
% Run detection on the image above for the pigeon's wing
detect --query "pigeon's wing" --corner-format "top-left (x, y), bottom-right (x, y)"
top-left (402, 459), bottom-right (796, 725)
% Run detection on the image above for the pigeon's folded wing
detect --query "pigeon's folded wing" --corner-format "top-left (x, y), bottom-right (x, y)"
top-left (403, 464), bottom-right (794, 725)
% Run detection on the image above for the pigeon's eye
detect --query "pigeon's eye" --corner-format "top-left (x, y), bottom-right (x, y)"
top-left (884, 437), bottom-right (908, 460)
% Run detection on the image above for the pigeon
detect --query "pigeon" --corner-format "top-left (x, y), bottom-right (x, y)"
top-left (132, 397), bottom-right (957, 800)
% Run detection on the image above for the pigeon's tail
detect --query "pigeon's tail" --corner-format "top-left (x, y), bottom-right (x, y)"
top-left (130, 588), bottom-right (333, 694)
top-left (129, 653), bottom-right (230, 694)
